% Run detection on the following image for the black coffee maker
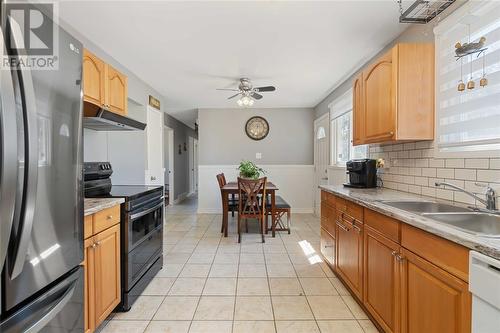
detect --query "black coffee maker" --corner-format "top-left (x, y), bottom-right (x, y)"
top-left (344, 159), bottom-right (377, 188)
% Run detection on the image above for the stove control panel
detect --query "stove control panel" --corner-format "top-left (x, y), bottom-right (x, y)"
top-left (84, 162), bottom-right (113, 181)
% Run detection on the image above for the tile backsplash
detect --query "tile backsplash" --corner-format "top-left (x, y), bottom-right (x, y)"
top-left (369, 141), bottom-right (500, 206)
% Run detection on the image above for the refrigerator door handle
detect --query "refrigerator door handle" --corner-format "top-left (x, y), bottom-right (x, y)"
top-left (0, 26), bottom-right (18, 271)
top-left (7, 17), bottom-right (39, 279)
top-left (23, 279), bottom-right (77, 333)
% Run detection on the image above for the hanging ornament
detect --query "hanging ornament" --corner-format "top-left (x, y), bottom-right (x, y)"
top-left (480, 51), bottom-right (488, 87)
top-left (458, 57), bottom-right (465, 91)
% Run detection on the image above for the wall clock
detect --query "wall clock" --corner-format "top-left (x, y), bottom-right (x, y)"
top-left (245, 116), bottom-right (269, 141)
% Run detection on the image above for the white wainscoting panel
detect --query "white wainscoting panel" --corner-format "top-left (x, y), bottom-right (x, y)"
top-left (198, 165), bottom-right (314, 214)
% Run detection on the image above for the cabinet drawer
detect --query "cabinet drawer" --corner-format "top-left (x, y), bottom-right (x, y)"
top-left (84, 215), bottom-right (93, 240)
top-left (336, 198), bottom-right (363, 222)
top-left (321, 201), bottom-right (336, 237)
top-left (401, 224), bottom-right (469, 282)
top-left (365, 209), bottom-right (400, 243)
top-left (93, 205), bottom-right (120, 234)
top-left (321, 191), bottom-right (336, 207)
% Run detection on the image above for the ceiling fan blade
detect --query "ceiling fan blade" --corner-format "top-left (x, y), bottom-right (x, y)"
top-left (251, 92), bottom-right (263, 100)
top-left (227, 93), bottom-right (240, 100)
top-left (254, 86), bottom-right (276, 92)
top-left (217, 88), bottom-right (239, 91)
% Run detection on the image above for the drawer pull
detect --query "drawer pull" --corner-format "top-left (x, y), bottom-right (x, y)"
top-left (395, 253), bottom-right (405, 262)
top-left (106, 215), bottom-right (113, 220)
top-left (324, 245), bottom-right (334, 249)
top-left (352, 224), bottom-right (361, 233)
top-left (336, 222), bottom-right (350, 232)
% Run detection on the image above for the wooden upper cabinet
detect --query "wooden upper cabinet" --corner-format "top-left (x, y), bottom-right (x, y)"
top-left (106, 65), bottom-right (128, 115)
top-left (400, 248), bottom-right (471, 333)
top-left (352, 73), bottom-right (364, 146)
top-left (362, 48), bottom-right (396, 143)
top-left (364, 226), bottom-right (401, 333)
top-left (93, 224), bottom-right (121, 325)
top-left (83, 48), bottom-right (128, 116)
top-left (83, 49), bottom-right (106, 107)
top-left (353, 43), bottom-right (434, 145)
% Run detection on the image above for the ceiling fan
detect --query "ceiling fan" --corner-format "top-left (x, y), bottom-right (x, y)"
top-left (217, 78), bottom-right (276, 106)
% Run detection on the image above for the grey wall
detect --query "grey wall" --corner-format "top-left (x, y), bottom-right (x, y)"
top-left (313, 1), bottom-right (465, 118)
top-left (60, 17), bottom-right (198, 199)
top-left (199, 108), bottom-right (314, 165)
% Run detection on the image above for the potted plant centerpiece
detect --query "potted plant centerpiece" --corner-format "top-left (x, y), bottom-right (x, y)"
top-left (238, 160), bottom-right (265, 179)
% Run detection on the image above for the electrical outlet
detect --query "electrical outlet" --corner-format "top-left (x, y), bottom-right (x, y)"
top-left (256, 153), bottom-right (262, 159)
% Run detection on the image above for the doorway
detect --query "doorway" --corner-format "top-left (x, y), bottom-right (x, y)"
top-left (164, 126), bottom-right (174, 206)
top-left (314, 113), bottom-right (330, 216)
top-left (188, 137), bottom-right (199, 195)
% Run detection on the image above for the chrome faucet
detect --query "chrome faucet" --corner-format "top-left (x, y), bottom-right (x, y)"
top-left (435, 182), bottom-right (497, 211)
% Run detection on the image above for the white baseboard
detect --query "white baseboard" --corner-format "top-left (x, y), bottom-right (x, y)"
top-left (174, 192), bottom-right (188, 204)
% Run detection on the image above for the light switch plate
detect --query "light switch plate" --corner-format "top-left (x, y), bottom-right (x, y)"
top-left (256, 153), bottom-right (262, 159)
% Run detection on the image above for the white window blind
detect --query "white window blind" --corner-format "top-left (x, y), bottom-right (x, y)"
top-left (435, 0), bottom-right (500, 154)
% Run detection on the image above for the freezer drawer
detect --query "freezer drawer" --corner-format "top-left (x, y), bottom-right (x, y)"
top-left (0, 266), bottom-right (84, 333)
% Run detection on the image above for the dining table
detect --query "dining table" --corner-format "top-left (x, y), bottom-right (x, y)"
top-left (220, 181), bottom-right (279, 237)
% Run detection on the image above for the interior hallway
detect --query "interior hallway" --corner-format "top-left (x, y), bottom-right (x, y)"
top-left (100, 196), bottom-right (378, 333)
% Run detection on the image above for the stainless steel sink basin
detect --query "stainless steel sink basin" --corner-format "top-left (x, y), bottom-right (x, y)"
top-left (422, 212), bottom-right (500, 238)
top-left (381, 201), bottom-right (472, 213)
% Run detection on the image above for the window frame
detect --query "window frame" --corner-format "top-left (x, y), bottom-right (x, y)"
top-left (328, 89), bottom-right (368, 167)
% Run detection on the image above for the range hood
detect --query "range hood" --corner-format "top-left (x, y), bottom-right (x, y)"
top-left (83, 107), bottom-right (146, 131)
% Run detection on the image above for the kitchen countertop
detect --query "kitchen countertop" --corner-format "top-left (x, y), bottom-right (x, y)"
top-left (84, 198), bottom-right (125, 216)
top-left (320, 185), bottom-right (500, 260)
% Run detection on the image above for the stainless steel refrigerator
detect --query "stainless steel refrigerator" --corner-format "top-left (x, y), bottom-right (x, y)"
top-left (0, 1), bottom-right (84, 332)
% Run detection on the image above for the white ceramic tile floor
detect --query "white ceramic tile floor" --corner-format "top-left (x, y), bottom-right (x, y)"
top-left (99, 195), bottom-right (379, 333)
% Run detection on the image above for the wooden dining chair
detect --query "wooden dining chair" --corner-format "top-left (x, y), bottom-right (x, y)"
top-left (237, 177), bottom-right (267, 243)
top-left (216, 173), bottom-right (238, 234)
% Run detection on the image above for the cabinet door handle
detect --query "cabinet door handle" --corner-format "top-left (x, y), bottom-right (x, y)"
top-left (395, 253), bottom-right (405, 262)
top-left (324, 245), bottom-right (334, 249)
top-left (91, 243), bottom-right (97, 249)
top-left (391, 251), bottom-right (398, 257)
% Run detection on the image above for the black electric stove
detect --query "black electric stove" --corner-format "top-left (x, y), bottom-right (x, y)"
top-left (84, 162), bottom-right (164, 311)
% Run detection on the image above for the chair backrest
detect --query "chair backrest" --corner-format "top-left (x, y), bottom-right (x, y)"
top-left (237, 177), bottom-right (267, 217)
top-left (216, 173), bottom-right (227, 189)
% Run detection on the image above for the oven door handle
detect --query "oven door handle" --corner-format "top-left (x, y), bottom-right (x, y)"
top-left (129, 202), bottom-right (164, 220)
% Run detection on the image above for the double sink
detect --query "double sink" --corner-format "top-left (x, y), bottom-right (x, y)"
top-left (381, 201), bottom-right (500, 238)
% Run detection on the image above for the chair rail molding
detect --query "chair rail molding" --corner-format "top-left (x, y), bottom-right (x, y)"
top-left (198, 164), bottom-right (314, 214)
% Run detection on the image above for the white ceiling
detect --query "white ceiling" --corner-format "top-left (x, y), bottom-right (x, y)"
top-left (59, 1), bottom-right (407, 127)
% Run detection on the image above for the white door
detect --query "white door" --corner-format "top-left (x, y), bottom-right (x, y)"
top-left (193, 139), bottom-right (198, 192)
top-left (164, 126), bottom-right (175, 205)
top-left (146, 106), bottom-right (163, 185)
top-left (188, 137), bottom-right (199, 194)
top-left (314, 114), bottom-right (330, 216)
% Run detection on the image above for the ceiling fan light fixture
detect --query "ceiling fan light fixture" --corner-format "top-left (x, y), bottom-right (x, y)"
top-left (238, 95), bottom-right (254, 107)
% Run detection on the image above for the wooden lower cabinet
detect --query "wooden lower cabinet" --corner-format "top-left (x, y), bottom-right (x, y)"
top-left (364, 226), bottom-right (401, 333)
top-left (320, 227), bottom-right (335, 266)
top-left (336, 217), bottom-right (363, 299)
top-left (400, 248), bottom-right (471, 333)
top-left (84, 212), bottom-right (121, 332)
top-left (94, 224), bottom-right (121, 324)
top-left (320, 190), bottom-right (472, 333)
